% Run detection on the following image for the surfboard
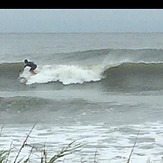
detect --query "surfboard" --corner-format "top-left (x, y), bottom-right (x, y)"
top-left (18, 70), bottom-right (37, 84)
top-left (18, 77), bottom-right (27, 84)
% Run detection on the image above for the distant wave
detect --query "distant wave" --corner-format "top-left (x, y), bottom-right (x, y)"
top-left (61, 48), bottom-right (163, 64)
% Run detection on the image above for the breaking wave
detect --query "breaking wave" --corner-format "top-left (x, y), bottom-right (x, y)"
top-left (19, 64), bottom-right (106, 85)
top-left (1, 48), bottom-right (163, 91)
top-left (1, 61), bottom-right (163, 91)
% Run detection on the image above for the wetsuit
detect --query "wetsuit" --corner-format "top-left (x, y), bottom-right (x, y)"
top-left (24, 61), bottom-right (37, 71)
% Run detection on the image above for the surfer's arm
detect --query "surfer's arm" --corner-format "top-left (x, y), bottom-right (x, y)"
top-left (24, 65), bottom-right (27, 69)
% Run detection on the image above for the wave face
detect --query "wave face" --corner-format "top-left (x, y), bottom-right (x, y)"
top-left (0, 62), bottom-right (24, 78)
top-left (102, 62), bottom-right (163, 91)
top-left (1, 48), bottom-right (163, 92)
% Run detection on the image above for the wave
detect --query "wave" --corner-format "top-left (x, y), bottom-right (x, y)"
top-left (16, 62), bottom-right (163, 92)
top-left (17, 62), bottom-right (163, 83)
top-left (2, 47), bottom-right (163, 91)
top-left (0, 96), bottom-right (90, 113)
top-left (62, 48), bottom-right (163, 64)
top-left (0, 96), bottom-right (52, 111)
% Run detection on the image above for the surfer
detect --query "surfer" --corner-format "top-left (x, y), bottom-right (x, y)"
top-left (24, 59), bottom-right (37, 75)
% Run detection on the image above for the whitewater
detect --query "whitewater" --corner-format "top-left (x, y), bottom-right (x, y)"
top-left (1, 33), bottom-right (163, 163)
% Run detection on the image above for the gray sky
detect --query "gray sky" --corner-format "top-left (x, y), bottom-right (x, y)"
top-left (0, 9), bottom-right (163, 33)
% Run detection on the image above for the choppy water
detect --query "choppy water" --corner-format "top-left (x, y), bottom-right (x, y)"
top-left (1, 33), bottom-right (163, 163)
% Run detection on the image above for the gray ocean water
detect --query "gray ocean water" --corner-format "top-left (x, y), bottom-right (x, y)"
top-left (1, 33), bottom-right (163, 163)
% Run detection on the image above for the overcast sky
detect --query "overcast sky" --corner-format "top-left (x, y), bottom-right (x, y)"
top-left (0, 9), bottom-right (163, 33)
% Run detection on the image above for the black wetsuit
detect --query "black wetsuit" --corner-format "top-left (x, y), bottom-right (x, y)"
top-left (24, 61), bottom-right (37, 71)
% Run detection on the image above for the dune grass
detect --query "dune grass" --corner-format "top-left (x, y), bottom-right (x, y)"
top-left (0, 123), bottom-right (84, 163)
top-left (0, 150), bottom-right (8, 163)
top-left (0, 124), bottom-right (152, 163)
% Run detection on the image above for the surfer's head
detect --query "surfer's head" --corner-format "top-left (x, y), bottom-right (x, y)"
top-left (24, 59), bottom-right (28, 63)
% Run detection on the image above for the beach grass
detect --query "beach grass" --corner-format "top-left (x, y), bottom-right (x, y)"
top-left (0, 124), bottom-right (84, 163)
top-left (0, 150), bottom-right (8, 163)
top-left (0, 124), bottom-right (152, 163)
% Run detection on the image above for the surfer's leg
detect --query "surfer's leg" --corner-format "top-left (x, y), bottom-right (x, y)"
top-left (30, 67), bottom-right (37, 75)
top-left (30, 70), bottom-right (36, 75)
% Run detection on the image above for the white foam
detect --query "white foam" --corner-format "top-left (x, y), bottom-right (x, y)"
top-left (19, 64), bottom-right (106, 85)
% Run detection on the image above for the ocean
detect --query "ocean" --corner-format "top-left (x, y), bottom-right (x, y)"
top-left (1, 33), bottom-right (163, 163)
